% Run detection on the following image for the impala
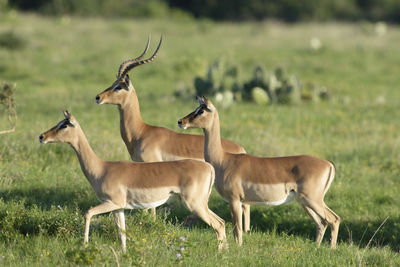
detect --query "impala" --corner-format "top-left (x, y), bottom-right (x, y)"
top-left (95, 37), bottom-right (251, 232)
top-left (39, 111), bottom-right (227, 252)
top-left (178, 97), bottom-right (340, 248)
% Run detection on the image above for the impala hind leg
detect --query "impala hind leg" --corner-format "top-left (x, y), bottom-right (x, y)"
top-left (300, 197), bottom-right (340, 248)
top-left (84, 201), bottom-right (122, 245)
top-left (324, 203), bottom-right (341, 248)
top-left (302, 205), bottom-right (328, 245)
top-left (199, 208), bottom-right (227, 250)
top-left (113, 209), bottom-right (127, 253)
top-left (242, 203), bottom-right (250, 233)
top-left (182, 199), bottom-right (227, 250)
top-left (229, 200), bottom-right (243, 246)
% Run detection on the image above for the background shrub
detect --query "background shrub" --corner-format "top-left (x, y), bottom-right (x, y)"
top-left (178, 61), bottom-right (330, 106)
top-left (5, 0), bottom-right (400, 22)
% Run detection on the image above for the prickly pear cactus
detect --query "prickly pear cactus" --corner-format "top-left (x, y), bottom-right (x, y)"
top-left (193, 59), bottom-right (240, 107)
top-left (0, 81), bottom-right (17, 134)
top-left (183, 59), bottom-right (330, 106)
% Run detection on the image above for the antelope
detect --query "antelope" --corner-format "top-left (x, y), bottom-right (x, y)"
top-left (178, 97), bottom-right (341, 248)
top-left (38, 110), bottom-right (227, 252)
top-left (95, 37), bottom-right (251, 232)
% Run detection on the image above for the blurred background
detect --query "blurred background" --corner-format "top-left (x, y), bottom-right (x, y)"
top-left (5, 0), bottom-right (400, 22)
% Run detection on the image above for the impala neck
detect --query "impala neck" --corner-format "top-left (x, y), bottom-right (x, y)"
top-left (203, 111), bottom-right (225, 165)
top-left (118, 89), bottom-right (147, 142)
top-left (70, 126), bottom-right (104, 183)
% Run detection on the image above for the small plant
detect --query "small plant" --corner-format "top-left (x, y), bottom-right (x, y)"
top-left (0, 81), bottom-right (17, 134)
top-left (65, 242), bottom-right (103, 265)
top-left (0, 31), bottom-right (26, 50)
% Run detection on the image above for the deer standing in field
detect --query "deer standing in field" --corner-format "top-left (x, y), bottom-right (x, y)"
top-left (95, 37), bottom-right (252, 232)
top-left (178, 97), bottom-right (341, 248)
top-left (39, 111), bottom-right (227, 252)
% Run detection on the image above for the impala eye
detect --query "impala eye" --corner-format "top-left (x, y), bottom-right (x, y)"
top-left (113, 84), bottom-right (122, 91)
top-left (57, 121), bottom-right (68, 129)
top-left (194, 109), bottom-right (204, 117)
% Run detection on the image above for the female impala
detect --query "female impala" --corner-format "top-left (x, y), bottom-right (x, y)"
top-left (95, 37), bottom-right (251, 232)
top-left (39, 111), bottom-right (227, 252)
top-left (178, 97), bottom-right (340, 248)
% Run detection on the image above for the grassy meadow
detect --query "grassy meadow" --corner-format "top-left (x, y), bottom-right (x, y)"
top-left (1, 12), bottom-right (400, 266)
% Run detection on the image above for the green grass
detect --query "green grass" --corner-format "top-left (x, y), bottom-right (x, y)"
top-left (1, 12), bottom-right (400, 266)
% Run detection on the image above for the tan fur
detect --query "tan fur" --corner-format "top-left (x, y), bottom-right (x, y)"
top-left (178, 97), bottom-right (341, 248)
top-left (39, 112), bottom-right (227, 252)
top-left (95, 40), bottom-right (251, 231)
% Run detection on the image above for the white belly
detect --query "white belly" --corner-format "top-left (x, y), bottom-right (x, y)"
top-left (244, 191), bottom-right (295, 206)
top-left (242, 182), bottom-right (297, 206)
top-left (125, 196), bottom-right (170, 209)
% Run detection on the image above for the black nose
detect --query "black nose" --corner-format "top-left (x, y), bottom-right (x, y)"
top-left (39, 135), bottom-right (43, 143)
top-left (95, 95), bottom-right (100, 103)
top-left (177, 120), bottom-right (182, 126)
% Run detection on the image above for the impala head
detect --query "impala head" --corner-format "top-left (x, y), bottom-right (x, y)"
top-left (95, 36), bottom-right (162, 105)
top-left (178, 96), bottom-right (216, 130)
top-left (39, 110), bottom-right (79, 144)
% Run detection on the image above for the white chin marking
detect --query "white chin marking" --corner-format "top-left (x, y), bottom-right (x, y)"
top-left (180, 125), bottom-right (187, 130)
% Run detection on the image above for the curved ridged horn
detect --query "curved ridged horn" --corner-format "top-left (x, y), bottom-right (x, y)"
top-left (118, 35), bottom-right (162, 79)
top-left (117, 35), bottom-right (151, 79)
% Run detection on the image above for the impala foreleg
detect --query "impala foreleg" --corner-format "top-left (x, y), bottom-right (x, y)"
top-left (242, 203), bottom-right (250, 233)
top-left (229, 200), bottom-right (243, 246)
top-left (84, 202), bottom-right (122, 246)
top-left (113, 209), bottom-right (127, 253)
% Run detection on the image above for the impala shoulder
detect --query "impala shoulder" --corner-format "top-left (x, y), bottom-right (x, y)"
top-left (182, 158), bottom-right (211, 166)
top-left (221, 138), bottom-right (246, 154)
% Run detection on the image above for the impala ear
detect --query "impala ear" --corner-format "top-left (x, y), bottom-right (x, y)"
top-left (202, 96), bottom-right (214, 111)
top-left (123, 74), bottom-right (133, 91)
top-left (63, 110), bottom-right (70, 119)
top-left (125, 74), bottom-right (130, 84)
top-left (196, 95), bottom-right (203, 105)
top-left (63, 110), bottom-right (76, 126)
top-left (196, 96), bottom-right (213, 111)
top-left (68, 115), bottom-right (77, 126)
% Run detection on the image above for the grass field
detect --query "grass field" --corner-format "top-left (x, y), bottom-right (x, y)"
top-left (0, 11), bottom-right (400, 266)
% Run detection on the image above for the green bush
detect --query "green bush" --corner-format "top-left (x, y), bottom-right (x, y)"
top-left (191, 59), bottom-right (240, 107)
top-left (0, 81), bottom-right (17, 134)
top-left (42, 0), bottom-right (170, 17)
top-left (7, 0), bottom-right (400, 22)
top-left (0, 31), bottom-right (25, 50)
top-left (179, 61), bottom-right (330, 106)
top-left (0, 199), bottom-right (82, 242)
top-left (167, 0), bottom-right (400, 22)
